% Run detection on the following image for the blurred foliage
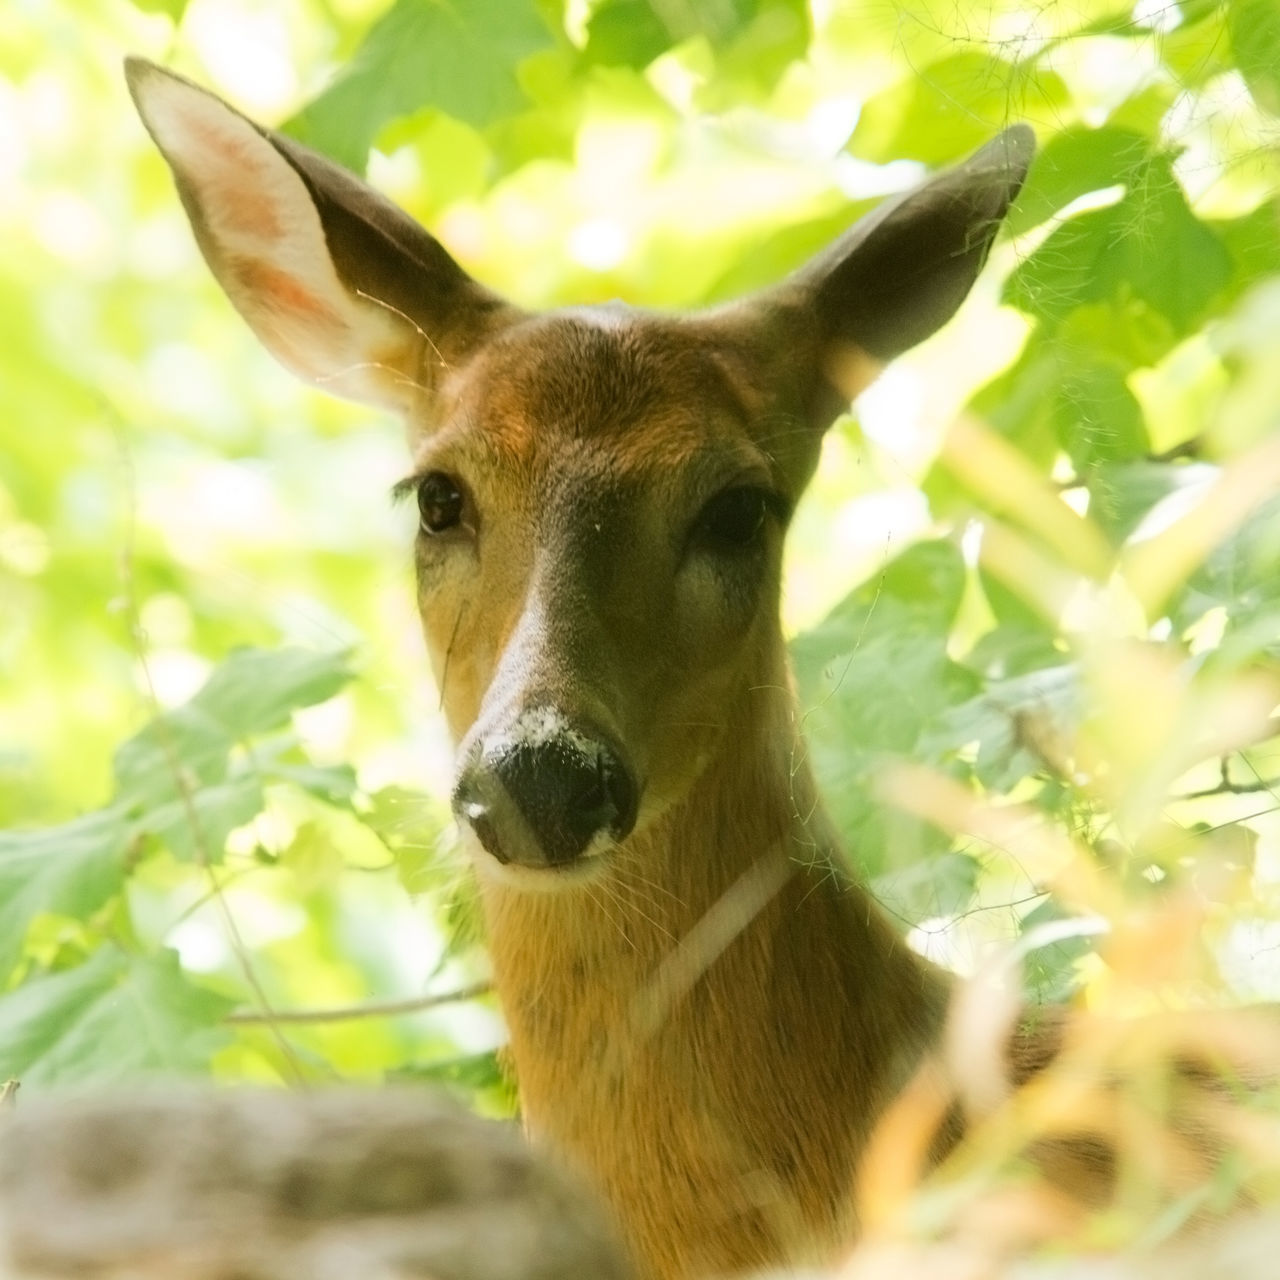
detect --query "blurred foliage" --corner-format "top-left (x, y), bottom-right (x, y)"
top-left (1, 0), bottom-right (1279, 1118)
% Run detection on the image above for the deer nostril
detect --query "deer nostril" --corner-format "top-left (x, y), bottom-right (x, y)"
top-left (596, 749), bottom-right (637, 843)
top-left (568, 768), bottom-right (609, 832)
top-left (468, 811), bottom-right (509, 864)
top-left (558, 748), bottom-right (638, 857)
top-left (451, 776), bottom-right (511, 864)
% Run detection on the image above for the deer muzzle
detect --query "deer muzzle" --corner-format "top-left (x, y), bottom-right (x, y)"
top-left (452, 708), bottom-right (638, 870)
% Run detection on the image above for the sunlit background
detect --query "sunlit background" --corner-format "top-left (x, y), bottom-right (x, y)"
top-left (3, 0), bottom-right (1280, 1099)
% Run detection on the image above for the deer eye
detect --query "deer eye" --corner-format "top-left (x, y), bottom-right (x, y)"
top-left (693, 486), bottom-right (770, 552)
top-left (417, 472), bottom-right (464, 534)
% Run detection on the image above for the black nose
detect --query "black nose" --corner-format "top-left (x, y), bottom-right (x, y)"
top-left (453, 720), bottom-right (638, 868)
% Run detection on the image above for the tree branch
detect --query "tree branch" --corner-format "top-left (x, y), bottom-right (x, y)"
top-left (1174, 752), bottom-right (1280, 802)
top-left (225, 980), bottom-right (491, 1026)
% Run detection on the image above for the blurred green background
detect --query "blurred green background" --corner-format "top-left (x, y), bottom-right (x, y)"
top-left (2, 0), bottom-right (1279, 1095)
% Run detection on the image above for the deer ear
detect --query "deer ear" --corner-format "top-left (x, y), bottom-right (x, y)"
top-left (721, 126), bottom-right (1035, 427)
top-left (802, 126), bottom-right (1034, 365)
top-left (124, 58), bottom-right (514, 410)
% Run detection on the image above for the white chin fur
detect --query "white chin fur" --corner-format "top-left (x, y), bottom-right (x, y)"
top-left (458, 825), bottom-right (613, 893)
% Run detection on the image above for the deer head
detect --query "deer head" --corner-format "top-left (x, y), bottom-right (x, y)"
top-left (126, 58), bottom-right (1032, 883)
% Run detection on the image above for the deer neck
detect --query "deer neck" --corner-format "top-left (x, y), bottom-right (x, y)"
top-left (476, 661), bottom-right (950, 1280)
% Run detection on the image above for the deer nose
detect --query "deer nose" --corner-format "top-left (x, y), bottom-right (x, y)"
top-left (452, 716), bottom-right (638, 869)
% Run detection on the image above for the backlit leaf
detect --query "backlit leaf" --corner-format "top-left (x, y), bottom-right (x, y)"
top-left (288, 0), bottom-right (556, 171)
top-left (581, 0), bottom-right (671, 67)
top-left (851, 53), bottom-right (1067, 166)
top-left (1228, 0), bottom-right (1280, 116)
top-left (1007, 156), bottom-right (1233, 333)
top-left (1006, 126), bottom-right (1149, 236)
top-left (792, 542), bottom-right (980, 874)
top-left (124, 0), bottom-right (188, 18)
top-left (139, 775), bottom-right (264, 864)
top-left (192, 647), bottom-right (354, 741)
top-left (113, 706), bottom-right (232, 812)
top-left (0, 810), bottom-right (129, 980)
top-left (0, 949), bottom-right (232, 1086)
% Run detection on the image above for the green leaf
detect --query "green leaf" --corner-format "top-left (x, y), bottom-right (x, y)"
top-left (583, 0), bottom-right (805, 69)
top-left (244, 731), bottom-right (360, 805)
top-left (0, 810), bottom-right (129, 980)
top-left (581, 0), bottom-right (671, 67)
top-left (139, 775), bottom-right (264, 863)
top-left (791, 542), bottom-right (980, 872)
top-left (1051, 359), bottom-right (1148, 470)
top-left (1215, 202), bottom-right (1280, 301)
top-left (269, 760), bottom-right (359, 805)
top-left (850, 53), bottom-right (1067, 166)
top-left (1106, 84), bottom-right (1179, 138)
top-left (438, 877), bottom-right (486, 959)
top-left (380, 108), bottom-right (494, 213)
top-left (924, 664), bottom-right (1080, 791)
top-left (288, 0), bottom-right (556, 171)
top-left (1019, 898), bottom-right (1092, 1002)
top-left (109, 648), bottom-right (335, 860)
top-left (0, 949), bottom-right (233, 1086)
top-left (113, 705), bottom-right (233, 812)
top-left (1005, 126), bottom-right (1149, 236)
top-left (980, 565), bottom-right (1058, 636)
top-left (279, 819), bottom-right (349, 888)
top-left (279, 804), bottom-right (392, 876)
top-left (694, 0), bottom-right (812, 102)
top-left (124, 0), bottom-right (189, 19)
top-left (1006, 202), bottom-right (1123, 325)
top-left (705, 201), bottom-right (867, 302)
top-left (963, 338), bottom-right (1062, 465)
top-left (792, 540), bottom-right (969, 684)
top-left (192, 647), bottom-right (354, 740)
top-left (411, 1046), bottom-right (508, 1089)
top-left (1174, 492), bottom-right (1280, 640)
top-left (357, 785), bottom-right (452, 893)
top-left (873, 850), bottom-right (980, 922)
top-left (396, 1047), bottom-right (518, 1116)
top-left (1119, 158), bottom-right (1236, 332)
top-left (1086, 460), bottom-right (1217, 546)
top-left (964, 622), bottom-right (1065, 680)
top-left (1006, 156), bottom-right (1233, 335)
top-left (1161, 2), bottom-right (1236, 88)
top-left (1228, 0), bottom-right (1280, 116)
top-left (963, 319), bottom-right (1158, 480)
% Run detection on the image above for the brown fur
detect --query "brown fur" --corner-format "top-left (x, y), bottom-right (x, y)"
top-left (125, 61), bottom-right (1042, 1279)
top-left (481, 640), bottom-right (951, 1277)
top-left (399, 315), bottom-right (952, 1276)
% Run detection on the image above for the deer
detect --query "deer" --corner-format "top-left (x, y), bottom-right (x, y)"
top-left (125, 57), bottom-right (1043, 1280)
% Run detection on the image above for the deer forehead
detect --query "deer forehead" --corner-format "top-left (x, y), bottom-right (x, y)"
top-left (419, 309), bottom-right (777, 505)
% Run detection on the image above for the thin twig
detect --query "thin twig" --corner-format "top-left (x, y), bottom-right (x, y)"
top-left (1174, 775), bottom-right (1280, 801)
top-left (110, 409), bottom-right (305, 1084)
top-left (226, 980), bottom-right (491, 1026)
